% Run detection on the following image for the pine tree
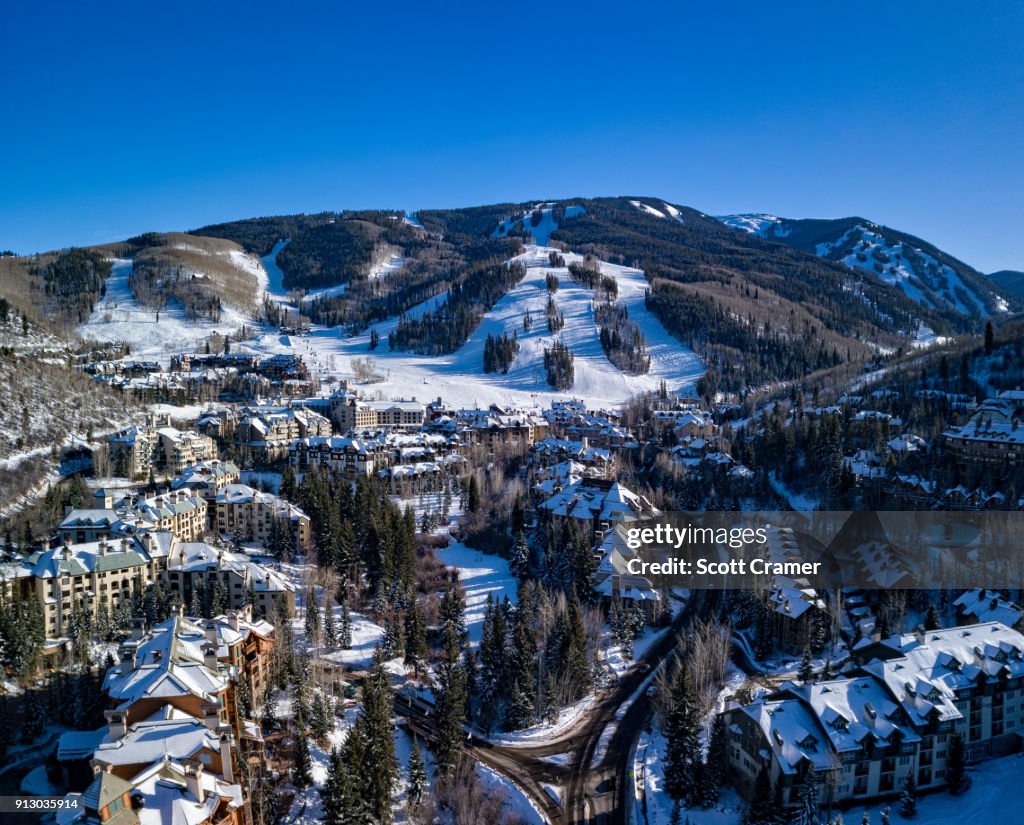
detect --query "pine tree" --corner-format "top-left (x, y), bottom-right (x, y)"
top-left (664, 660), bottom-right (701, 805)
top-left (236, 677), bottom-right (253, 720)
top-left (798, 646), bottom-right (815, 684)
top-left (262, 691), bottom-right (278, 736)
top-left (407, 734), bottom-right (427, 806)
top-left (293, 729), bottom-right (313, 788)
top-left (510, 531), bottom-right (531, 581)
top-left (321, 746), bottom-right (349, 825)
top-left (305, 591), bottom-right (321, 645)
top-left (339, 594), bottom-right (353, 649)
top-left (361, 650), bottom-right (398, 823)
top-left (467, 475), bottom-right (481, 514)
top-left (432, 624), bottom-right (467, 775)
top-left (20, 691), bottom-right (44, 742)
top-left (924, 603), bottom-right (941, 631)
top-left (792, 770), bottom-right (819, 825)
top-left (323, 596), bottom-right (337, 648)
top-left (897, 772), bottom-right (916, 818)
top-left (404, 601), bottom-right (427, 676)
top-left (210, 580), bottom-right (226, 617)
top-left (946, 731), bottom-right (967, 794)
top-left (742, 766), bottom-right (774, 825)
top-left (504, 678), bottom-right (535, 731)
top-left (311, 692), bottom-right (331, 742)
top-left (704, 714), bottom-right (728, 803)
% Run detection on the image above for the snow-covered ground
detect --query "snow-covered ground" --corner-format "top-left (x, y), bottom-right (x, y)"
top-left (715, 213), bottom-right (787, 238)
top-left (477, 764), bottom-right (546, 825)
top-left (489, 694), bottom-right (597, 746)
top-left (240, 244), bottom-right (703, 409)
top-left (435, 540), bottom-right (517, 646)
top-left (635, 728), bottom-right (746, 825)
top-left (77, 259), bottom-right (257, 357)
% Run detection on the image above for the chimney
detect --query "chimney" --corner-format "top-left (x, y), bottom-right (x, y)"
top-left (41, 538), bottom-right (50, 552)
top-left (203, 642), bottom-right (219, 671)
top-left (227, 611), bottom-right (240, 632)
top-left (183, 761), bottom-right (205, 804)
top-left (201, 702), bottom-right (220, 730)
top-left (105, 710), bottom-right (128, 740)
top-left (99, 541), bottom-right (109, 557)
top-left (219, 733), bottom-right (234, 783)
top-left (121, 538), bottom-right (130, 553)
top-left (204, 621), bottom-right (218, 643)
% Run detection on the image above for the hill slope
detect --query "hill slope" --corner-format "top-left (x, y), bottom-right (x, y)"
top-left (989, 270), bottom-right (1024, 300)
top-left (242, 243), bottom-right (703, 407)
top-left (717, 213), bottom-right (1010, 317)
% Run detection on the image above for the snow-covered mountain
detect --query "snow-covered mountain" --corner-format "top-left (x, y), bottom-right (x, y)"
top-left (6, 196), bottom-right (1017, 407)
top-left (716, 214), bottom-right (1010, 317)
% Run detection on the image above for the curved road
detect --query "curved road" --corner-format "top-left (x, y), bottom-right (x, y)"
top-left (390, 590), bottom-right (715, 825)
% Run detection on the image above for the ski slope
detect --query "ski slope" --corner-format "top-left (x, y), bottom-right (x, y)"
top-left (244, 245), bottom-right (704, 408)
top-left (77, 258), bottom-right (257, 357)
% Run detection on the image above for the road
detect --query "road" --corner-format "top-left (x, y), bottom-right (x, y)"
top-left (384, 590), bottom-right (716, 825)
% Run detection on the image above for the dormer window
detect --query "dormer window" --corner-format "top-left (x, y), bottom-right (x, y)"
top-left (798, 734), bottom-right (818, 752)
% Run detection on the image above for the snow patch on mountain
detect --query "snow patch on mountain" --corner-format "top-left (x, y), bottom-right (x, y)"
top-left (630, 200), bottom-right (666, 219)
top-left (661, 202), bottom-right (685, 223)
top-left (716, 213), bottom-right (785, 237)
top-left (493, 204), bottom-right (559, 246)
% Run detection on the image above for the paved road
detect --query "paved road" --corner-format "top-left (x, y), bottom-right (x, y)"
top-left (384, 590), bottom-right (716, 824)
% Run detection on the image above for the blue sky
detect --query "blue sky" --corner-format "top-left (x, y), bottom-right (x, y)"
top-left (2, 1), bottom-right (1021, 272)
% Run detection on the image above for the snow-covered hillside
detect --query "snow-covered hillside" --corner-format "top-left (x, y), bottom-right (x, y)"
top-left (809, 222), bottom-right (992, 314)
top-left (77, 258), bottom-right (259, 357)
top-left (243, 244), bottom-right (704, 408)
top-left (716, 213), bottom-right (787, 237)
top-left (717, 214), bottom-right (1001, 316)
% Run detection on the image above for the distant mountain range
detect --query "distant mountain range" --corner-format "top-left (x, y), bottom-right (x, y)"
top-left (715, 213), bottom-right (1006, 316)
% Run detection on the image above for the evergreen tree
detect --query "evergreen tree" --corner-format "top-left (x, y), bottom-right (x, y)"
top-left (467, 475), bottom-right (481, 514)
top-left (407, 734), bottom-right (427, 807)
top-left (510, 531), bottom-right (531, 581)
top-left (432, 624), bottom-right (467, 775)
top-left (339, 596), bottom-right (353, 649)
top-left (323, 596), bottom-right (338, 648)
top-left (791, 770), bottom-right (819, 825)
top-left (924, 603), bottom-right (941, 631)
top-left (404, 600), bottom-right (427, 676)
top-left (946, 732), bottom-right (966, 794)
top-left (361, 650), bottom-right (398, 823)
top-left (293, 729), bottom-right (313, 788)
top-left (321, 746), bottom-right (349, 825)
top-left (897, 773), bottom-right (916, 818)
top-left (21, 691), bottom-right (45, 742)
top-left (262, 691), bottom-right (278, 736)
top-left (504, 678), bottom-right (535, 731)
top-left (210, 580), bottom-right (227, 617)
top-left (311, 692), bottom-right (331, 742)
top-left (664, 661), bottom-right (701, 805)
top-left (742, 766), bottom-right (774, 825)
top-left (798, 646), bottom-right (815, 684)
top-left (704, 713), bottom-right (729, 802)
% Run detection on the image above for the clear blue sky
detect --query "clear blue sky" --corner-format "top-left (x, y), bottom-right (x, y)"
top-left (2, 1), bottom-right (1021, 272)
